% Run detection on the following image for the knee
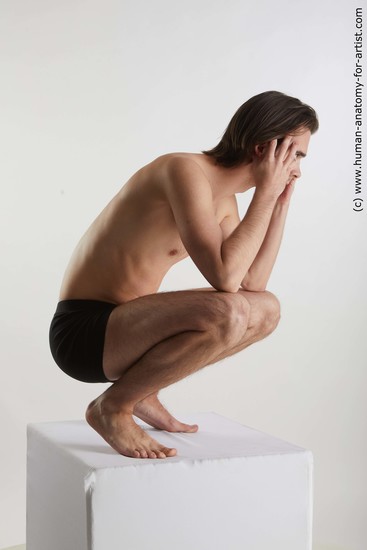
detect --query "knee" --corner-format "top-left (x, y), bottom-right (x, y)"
top-left (204, 293), bottom-right (250, 347)
top-left (260, 291), bottom-right (281, 336)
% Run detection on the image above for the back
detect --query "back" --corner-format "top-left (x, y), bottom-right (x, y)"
top-left (59, 153), bottom-right (237, 304)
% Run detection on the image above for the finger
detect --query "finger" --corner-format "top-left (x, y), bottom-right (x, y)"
top-left (286, 180), bottom-right (296, 198)
top-left (286, 180), bottom-right (296, 193)
top-left (279, 181), bottom-right (294, 200)
top-left (284, 181), bottom-right (295, 200)
top-left (276, 135), bottom-right (293, 160)
top-left (284, 142), bottom-right (298, 167)
top-left (266, 138), bottom-right (278, 158)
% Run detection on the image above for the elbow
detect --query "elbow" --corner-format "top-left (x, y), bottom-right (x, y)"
top-left (214, 282), bottom-right (240, 293)
top-left (240, 280), bottom-right (267, 292)
top-left (212, 273), bottom-right (242, 294)
top-left (240, 272), bottom-right (266, 292)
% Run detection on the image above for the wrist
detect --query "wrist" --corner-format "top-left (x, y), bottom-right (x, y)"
top-left (273, 198), bottom-right (290, 214)
top-left (253, 187), bottom-right (278, 208)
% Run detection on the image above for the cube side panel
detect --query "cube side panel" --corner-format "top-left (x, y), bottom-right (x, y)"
top-left (90, 451), bottom-right (312, 550)
top-left (26, 425), bottom-right (90, 550)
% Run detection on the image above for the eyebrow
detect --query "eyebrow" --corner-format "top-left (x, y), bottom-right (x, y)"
top-left (296, 151), bottom-right (307, 158)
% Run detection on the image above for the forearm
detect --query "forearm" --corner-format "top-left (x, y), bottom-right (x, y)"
top-left (220, 189), bottom-right (277, 291)
top-left (241, 200), bottom-right (290, 291)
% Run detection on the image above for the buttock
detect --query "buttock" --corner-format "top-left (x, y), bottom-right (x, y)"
top-left (49, 299), bottom-right (117, 383)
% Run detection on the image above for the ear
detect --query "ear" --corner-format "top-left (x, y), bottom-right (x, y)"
top-left (253, 143), bottom-right (266, 158)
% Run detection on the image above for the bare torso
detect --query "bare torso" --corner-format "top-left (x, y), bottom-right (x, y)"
top-left (59, 152), bottom-right (235, 304)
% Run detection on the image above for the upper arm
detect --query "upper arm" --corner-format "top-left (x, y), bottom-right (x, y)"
top-left (164, 157), bottom-right (229, 290)
top-left (219, 195), bottom-right (241, 241)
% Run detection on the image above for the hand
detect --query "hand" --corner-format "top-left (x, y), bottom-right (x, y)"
top-left (251, 136), bottom-right (298, 200)
top-left (276, 178), bottom-right (296, 207)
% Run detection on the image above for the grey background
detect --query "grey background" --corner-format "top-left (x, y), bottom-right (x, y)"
top-left (0, 1), bottom-right (366, 548)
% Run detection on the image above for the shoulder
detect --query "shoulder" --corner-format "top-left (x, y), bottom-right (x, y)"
top-left (154, 154), bottom-right (213, 201)
top-left (157, 153), bottom-right (208, 180)
top-left (149, 153), bottom-right (206, 180)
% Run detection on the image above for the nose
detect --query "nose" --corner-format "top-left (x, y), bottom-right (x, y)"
top-left (292, 159), bottom-right (301, 179)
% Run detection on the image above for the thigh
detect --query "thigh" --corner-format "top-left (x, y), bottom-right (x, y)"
top-left (103, 288), bottom-right (239, 380)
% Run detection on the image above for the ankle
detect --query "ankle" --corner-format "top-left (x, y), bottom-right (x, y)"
top-left (92, 394), bottom-right (133, 417)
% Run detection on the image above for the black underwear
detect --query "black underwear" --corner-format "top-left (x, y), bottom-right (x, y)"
top-left (49, 300), bottom-right (117, 383)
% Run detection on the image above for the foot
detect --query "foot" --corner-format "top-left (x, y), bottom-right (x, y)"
top-left (133, 393), bottom-right (199, 433)
top-left (85, 397), bottom-right (177, 459)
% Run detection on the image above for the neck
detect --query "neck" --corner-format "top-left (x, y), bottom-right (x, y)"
top-left (203, 155), bottom-right (255, 198)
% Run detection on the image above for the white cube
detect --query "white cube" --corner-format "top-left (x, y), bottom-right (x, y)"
top-left (27, 412), bottom-right (313, 550)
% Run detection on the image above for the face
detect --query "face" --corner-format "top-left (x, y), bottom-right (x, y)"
top-left (282, 128), bottom-right (311, 183)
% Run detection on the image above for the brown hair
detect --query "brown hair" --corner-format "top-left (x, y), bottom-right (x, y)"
top-left (202, 91), bottom-right (319, 167)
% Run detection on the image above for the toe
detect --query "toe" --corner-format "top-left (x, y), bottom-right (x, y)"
top-left (156, 450), bottom-right (167, 459)
top-left (170, 421), bottom-right (199, 433)
top-left (148, 450), bottom-right (157, 458)
top-left (162, 446), bottom-right (176, 457)
top-left (186, 424), bottom-right (199, 432)
top-left (139, 449), bottom-right (148, 458)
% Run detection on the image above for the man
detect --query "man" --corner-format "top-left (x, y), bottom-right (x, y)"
top-left (49, 90), bottom-right (318, 459)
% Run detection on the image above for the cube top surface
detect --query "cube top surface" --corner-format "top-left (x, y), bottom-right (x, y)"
top-left (28, 412), bottom-right (309, 470)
